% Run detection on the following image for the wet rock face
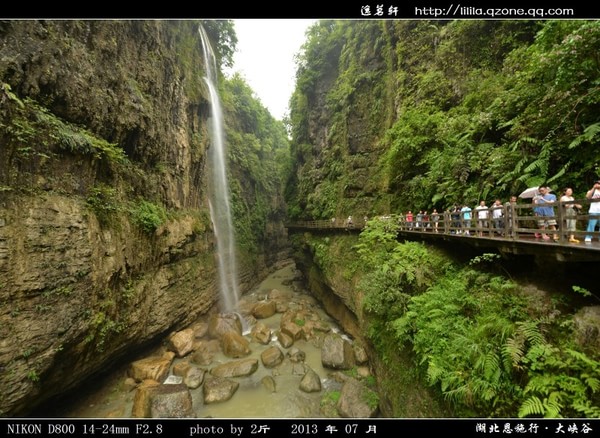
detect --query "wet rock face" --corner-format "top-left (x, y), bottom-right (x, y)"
top-left (0, 192), bottom-right (220, 416)
top-left (0, 20), bottom-right (219, 417)
top-left (0, 20), bottom-right (291, 417)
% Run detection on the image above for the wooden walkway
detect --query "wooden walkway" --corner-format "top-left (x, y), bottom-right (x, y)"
top-left (285, 200), bottom-right (600, 263)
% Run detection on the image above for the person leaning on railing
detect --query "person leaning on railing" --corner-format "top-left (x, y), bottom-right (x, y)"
top-left (585, 180), bottom-right (600, 243)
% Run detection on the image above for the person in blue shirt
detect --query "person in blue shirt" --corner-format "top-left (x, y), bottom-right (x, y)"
top-left (460, 204), bottom-right (472, 235)
top-left (533, 186), bottom-right (557, 241)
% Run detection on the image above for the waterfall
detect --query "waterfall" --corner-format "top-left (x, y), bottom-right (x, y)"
top-left (199, 25), bottom-right (240, 312)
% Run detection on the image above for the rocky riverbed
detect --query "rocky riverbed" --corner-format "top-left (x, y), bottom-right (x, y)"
top-left (39, 263), bottom-right (378, 418)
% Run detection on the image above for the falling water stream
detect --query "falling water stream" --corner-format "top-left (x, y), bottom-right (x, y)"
top-left (200, 25), bottom-right (240, 313)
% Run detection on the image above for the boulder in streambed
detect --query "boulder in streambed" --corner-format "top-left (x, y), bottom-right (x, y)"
top-left (191, 339), bottom-right (221, 366)
top-left (276, 330), bottom-right (294, 348)
top-left (261, 346), bottom-right (284, 368)
top-left (251, 321), bottom-right (272, 344)
top-left (287, 347), bottom-right (306, 363)
top-left (353, 343), bottom-right (369, 365)
top-left (337, 378), bottom-right (378, 418)
top-left (252, 300), bottom-right (277, 319)
top-left (261, 375), bottom-right (277, 393)
top-left (203, 376), bottom-right (239, 404)
top-left (321, 333), bottom-right (355, 370)
top-left (280, 319), bottom-right (303, 341)
top-left (268, 288), bottom-right (292, 313)
top-left (128, 353), bottom-right (174, 383)
top-left (131, 382), bottom-right (194, 418)
top-left (191, 321), bottom-right (209, 339)
top-left (167, 328), bottom-right (195, 357)
top-left (172, 362), bottom-right (205, 389)
top-left (292, 363), bottom-right (308, 376)
top-left (208, 313), bottom-right (243, 339)
top-left (221, 331), bottom-right (251, 358)
top-left (210, 358), bottom-right (259, 378)
top-left (267, 288), bottom-right (291, 301)
top-left (299, 367), bottom-right (322, 393)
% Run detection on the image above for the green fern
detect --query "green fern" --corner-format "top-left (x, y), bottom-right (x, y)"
top-left (566, 349), bottom-right (598, 368)
top-left (545, 392), bottom-right (563, 418)
top-left (482, 351), bottom-right (502, 382)
top-left (525, 374), bottom-right (558, 395)
top-left (568, 122), bottom-right (600, 149)
top-left (519, 345), bottom-right (600, 418)
top-left (353, 211), bottom-right (599, 418)
top-left (444, 384), bottom-right (472, 406)
top-left (545, 163), bottom-right (568, 184)
top-left (518, 396), bottom-right (545, 417)
top-left (426, 361), bottom-right (444, 385)
top-left (516, 320), bottom-right (546, 347)
top-left (504, 335), bottom-right (526, 369)
top-left (571, 401), bottom-right (600, 418)
top-left (523, 155), bottom-right (549, 175)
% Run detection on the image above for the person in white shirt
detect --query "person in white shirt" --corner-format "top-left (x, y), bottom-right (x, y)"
top-left (585, 180), bottom-right (600, 243)
top-left (560, 188), bottom-right (581, 243)
top-left (475, 200), bottom-right (489, 237)
top-left (491, 199), bottom-right (504, 235)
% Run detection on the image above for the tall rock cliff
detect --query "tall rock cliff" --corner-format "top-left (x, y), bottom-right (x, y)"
top-left (286, 20), bottom-right (600, 418)
top-left (0, 20), bottom-right (288, 416)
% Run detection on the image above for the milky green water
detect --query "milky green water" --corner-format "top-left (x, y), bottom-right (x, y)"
top-left (53, 263), bottom-right (347, 418)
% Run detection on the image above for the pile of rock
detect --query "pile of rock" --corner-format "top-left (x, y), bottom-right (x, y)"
top-left (126, 288), bottom-right (378, 418)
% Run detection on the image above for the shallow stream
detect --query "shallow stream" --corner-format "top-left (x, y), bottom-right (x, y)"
top-left (44, 263), bottom-right (351, 418)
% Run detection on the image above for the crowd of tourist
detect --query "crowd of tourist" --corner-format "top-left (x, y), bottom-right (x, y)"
top-left (381, 182), bottom-right (600, 244)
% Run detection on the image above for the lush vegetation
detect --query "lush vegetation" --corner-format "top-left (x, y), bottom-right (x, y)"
top-left (350, 217), bottom-right (600, 417)
top-left (130, 199), bottom-right (168, 233)
top-left (286, 20), bottom-right (600, 417)
top-left (0, 87), bottom-right (127, 179)
top-left (287, 20), bottom-right (600, 219)
top-left (221, 73), bottom-right (290, 256)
